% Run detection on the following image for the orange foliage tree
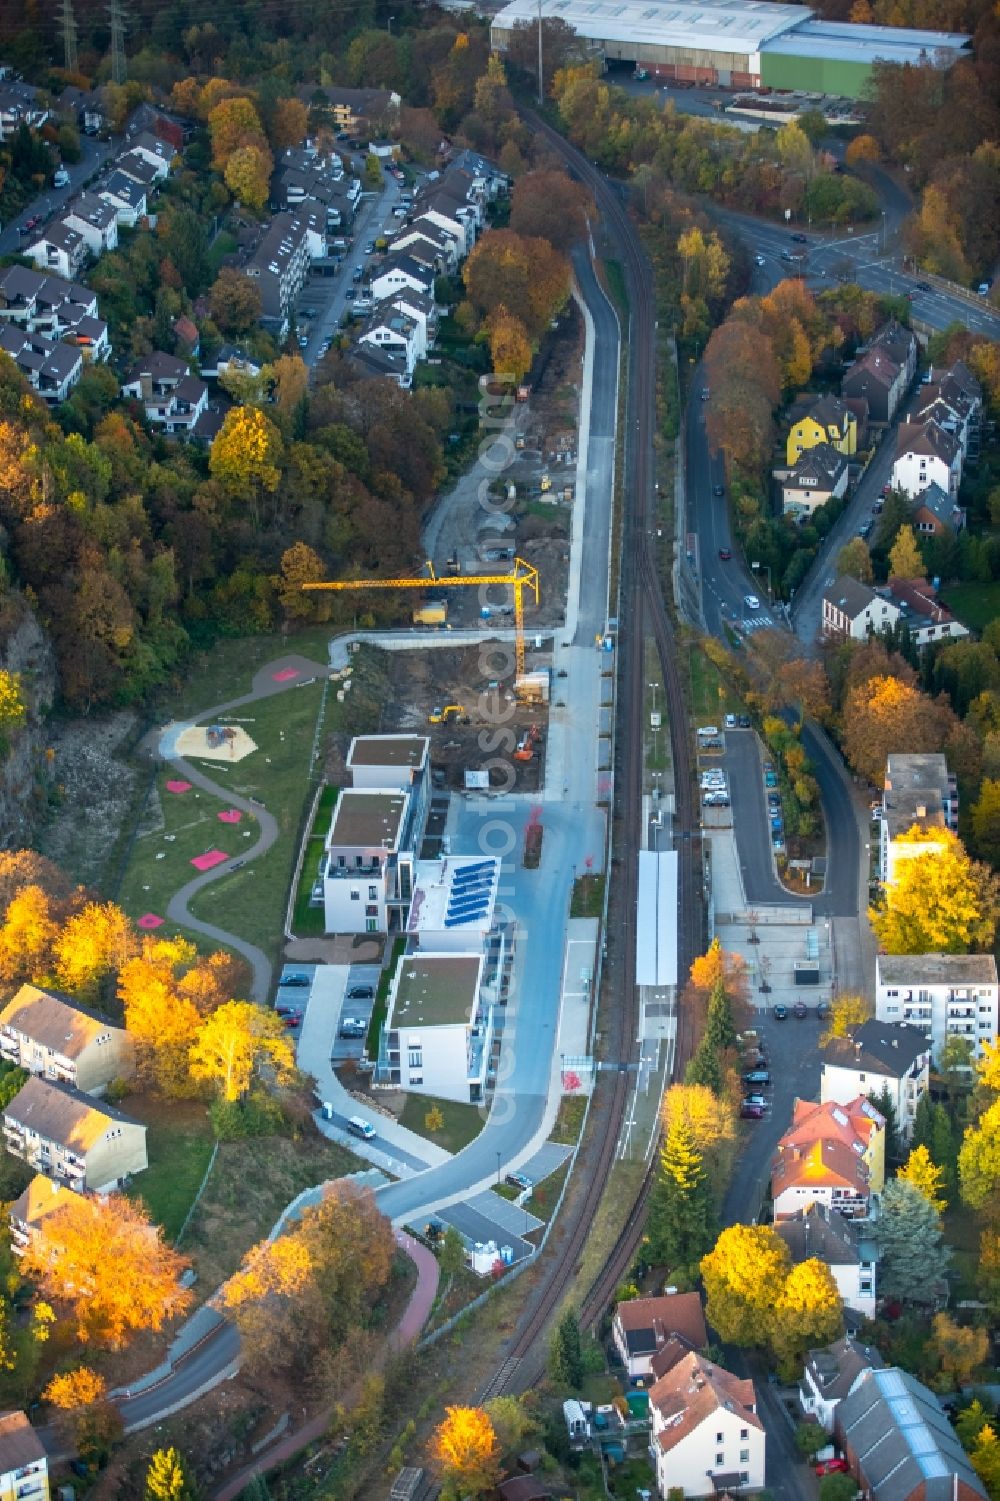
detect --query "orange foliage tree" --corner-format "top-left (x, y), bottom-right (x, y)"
top-left (52, 900), bottom-right (135, 998)
top-left (703, 319), bottom-right (781, 476)
top-left (486, 306), bottom-right (533, 380)
top-left (689, 937), bottom-right (748, 1007)
top-left (207, 95), bottom-right (267, 170)
top-left (462, 229), bottom-right (571, 342)
top-left (43, 1366), bottom-right (108, 1409)
top-left (0, 885), bottom-right (60, 983)
top-left (429, 1405), bottom-right (502, 1497)
top-left (508, 167), bottom-right (592, 253)
top-left (119, 936), bottom-right (237, 1093)
top-left (22, 1195), bottom-right (192, 1348)
top-left (841, 674), bottom-right (954, 787)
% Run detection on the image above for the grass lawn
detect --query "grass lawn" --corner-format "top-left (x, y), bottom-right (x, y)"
top-left (125, 1096), bottom-right (215, 1242)
top-left (399, 1093), bottom-right (485, 1154)
top-left (179, 1127), bottom-right (362, 1292)
top-left (688, 641), bottom-right (742, 722)
top-left (570, 872), bottom-right (605, 918)
top-left (603, 258), bottom-right (628, 319)
top-left (942, 581), bottom-right (1000, 632)
top-left (149, 625), bottom-right (337, 723)
top-left (291, 785), bottom-right (340, 939)
top-left (367, 935), bottom-right (406, 1058)
top-left (550, 1094), bottom-right (587, 1145)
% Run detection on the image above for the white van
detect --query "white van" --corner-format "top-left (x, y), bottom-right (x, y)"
top-left (347, 1116), bottom-right (377, 1140)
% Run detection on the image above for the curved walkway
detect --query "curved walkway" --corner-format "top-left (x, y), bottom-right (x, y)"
top-left (211, 1232), bottom-right (439, 1501)
top-left (156, 652), bottom-right (330, 1003)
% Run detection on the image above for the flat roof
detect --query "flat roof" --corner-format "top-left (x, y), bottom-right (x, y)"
top-left (389, 954), bottom-right (483, 1029)
top-left (327, 789), bottom-right (407, 850)
top-left (877, 953), bottom-right (998, 986)
top-left (492, 0), bottom-right (805, 55)
top-left (636, 850), bottom-right (677, 988)
top-left (407, 857), bottom-right (499, 934)
top-left (764, 18), bottom-right (969, 64)
top-left (347, 735), bottom-right (429, 770)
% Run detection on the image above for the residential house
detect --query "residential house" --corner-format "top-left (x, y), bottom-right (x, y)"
top-left (2, 1076), bottom-right (147, 1193)
top-left (391, 219), bottom-right (460, 274)
top-left (841, 394), bottom-right (870, 448)
top-left (771, 1096), bottom-right (885, 1220)
top-left (0, 80), bottom-right (48, 141)
top-left (8, 1174), bottom-right (80, 1255)
top-left (780, 442), bottom-right (848, 521)
top-left (322, 788), bottom-right (419, 934)
top-left (0, 1409), bottom-right (49, 1501)
top-left (173, 314), bottom-right (200, 358)
top-left (0, 266), bottom-right (96, 335)
top-left (404, 857), bottom-right (500, 955)
top-left (346, 734), bottom-right (430, 794)
top-left (776, 1204), bottom-right (878, 1319)
top-left (359, 307), bottom-right (424, 375)
top-left (0, 325), bottom-right (82, 404)
top-left (888, 576), bottom-right (969, 648)
top-left (58, 84), bottom-right (104, 136)
top-left (836, 1367), bottom-right (987, 1501)
top-left (116, 150), bottom-right (163, 195)
top-left (786, 395), bottom-right (857, 467)
top-left (122, 351), bottom-right (209, 435)
top-left (302, 86), bottom-right (401, 135)
top-left (821, 1019), bottom-right (931, 1139)
top-left (841, 347), bottom-right (905, 426)
top-left (892, 419), bottom-right (961, 499)
top-left (26, 221), bottom-right (88, 281)
top-left (0, 984), bottom-right (133, 1096)
top-left (821, 576), bottom-right (900, 641)
top-left (612, 1292), bottom-right (708, 1380)
top-left (913, 362), bottom-right (981, 454)
top-left (800, 1336), bottom-right (885, 1433)
top-left (123, 103), bottom-right (188, 153)
top-left (908, 479), bottom-right (965, 537)
top-left (370, 255), bottom-right (435, 302)
top-left (61, 314), bottom-right (110, 364)
top-left (649, 1349), bottom-right (765, 1498)
top-left (375, 289), bottom-right (438, 352)
top-left (880, 751), bottom-right (957, 884)
top-left (875, 953), bottom-right (999, 1065)
top-left (415, 203), bottom-right (477, 257)
top-left (348, 341), bottom-right (412, 387)
top-left (124, 129), bottom-right (175, 177)
top-left (201, 343), bottom-right (261, 382)
top-left (379, 952), bottom-right (495, 1105)
top-left (872, 320), bottom-right (918, 385)
top-left (97, 168), bottom-right (147, 226)
top-left (447, 147), bottom-right (510, 200)
top-left (60, 192), bottom-right (119, 257)
top-left (245, 211), bottom-right (314, 341)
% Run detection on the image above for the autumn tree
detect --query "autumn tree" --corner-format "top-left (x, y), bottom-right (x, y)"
top-left (888, 524), bottom-right (926, 580)
top-left (970, 778), bottom-right (1000, 866)
top-left (43, 1366), bottom-right (108, 1410)
top-left (970, 1424), bottom-right (1000, 1500)
top-left (897, 1143), bottom-right (948, 1213)
top-left (462, 229), bottom-right (571, 342)
top-left (430, 1406), bottom-right (501, 1499)
top-left (509, 168), bottom-right (591, 253)
top-left (845, 134), bottom-right (880, 165)
top-left (188, 1000), bottom-right (294, 1102)
top-left (52, 900), bottom-right (135, 997)
top-left (958, 1099), bottom-right (1000, 1211)
top-left (703, 319), bottom-right (781, 476)
top-left (871, 828), bottom-right (1000, 955)
top-left (224, 143), bottom-right (273, 212)
top-left (927, 1313), bottom-right (988, 1389)
top-left (661, 1083), bottom-right (737, 1162)
top-left (208, 95), bottom-right (266, 170)
top-left (647, 1118), bottom-right (715, 1268)
top-left (701, 1224), bottom-right (791, 1348)
top-left (842, 674), bottom-right (954, 788)
top-left (0, 883), bottom-right (61, 982)
top-left (486, 306), bottom-right (532, 380)
top-left (273, 543), bottom-right (332, 623)
top-left (875, 1178), bottom-right (951, 1305)
top-left (771, 1258), bottom-right (844, 1379)
top-left (208, 267), bottom-right (262, 334)
top-left (484, 1395), bottom-right (536, 1456)
top-left (265, 96), bottom-right (308, 153)
top-left (820, 992), bottom-right (874, 1043)
top-left (22, 1194), bottom-right (192, 1348)
top-left (119, 936), bottom-right (236, 1094)
top-left (689, 937), bottom-right (748, 1007)
top-left (836, 537), bottom-right (874, 584)
top-left (0, 671), bottom-right (26, 740)
top-left (208, 407), bottom-right (284, 518)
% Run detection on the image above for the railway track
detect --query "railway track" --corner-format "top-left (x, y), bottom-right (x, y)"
top-left (408, 117), bottom-right (702, 1501)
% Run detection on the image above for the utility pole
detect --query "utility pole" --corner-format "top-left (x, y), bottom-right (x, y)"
top-left (108, 0), bottom-right (127, 86)
top-left (537, 0), bottom-right (544, 105)
top-left (58, 0), bottom-right (78, 75)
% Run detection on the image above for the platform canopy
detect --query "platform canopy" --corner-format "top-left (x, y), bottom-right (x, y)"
top-left (636, 849), bottom-right (678, 988)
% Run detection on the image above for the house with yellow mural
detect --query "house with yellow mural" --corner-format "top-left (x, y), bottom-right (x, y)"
top-left (786, 394), bottom-right (858, 467)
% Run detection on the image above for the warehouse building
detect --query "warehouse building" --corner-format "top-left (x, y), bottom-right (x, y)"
top-left (491, 0), bottom-right (969, 98)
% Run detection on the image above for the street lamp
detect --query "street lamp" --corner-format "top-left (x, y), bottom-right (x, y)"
top-left (881, 210), bottom-right (887, 253)
top-left (387, 14), bottom-right (395, 31)
top-left (751, 560), bottom-right (772, 602)
top-left (496, 1151), bottom-right (501, 1186)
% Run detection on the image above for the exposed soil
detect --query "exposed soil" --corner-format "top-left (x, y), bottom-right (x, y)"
top-left (35, 710), bottom-right (145, 890)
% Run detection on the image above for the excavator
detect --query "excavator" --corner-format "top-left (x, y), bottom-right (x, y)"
top-left (513, 725), bottom-right (542, 762)
top-left (428, 705), bottom-right (467, 725)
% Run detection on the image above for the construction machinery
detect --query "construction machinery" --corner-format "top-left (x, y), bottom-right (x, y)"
top-left (428, 705), bottom-right (466, 725)
top-left (513, 725), bottom-right (541, 762)
top-left (302, 557), bottom-right (541, 690)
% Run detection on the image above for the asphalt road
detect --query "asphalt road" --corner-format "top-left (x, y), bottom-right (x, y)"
top-left (0, 134), bottom-right (113, 256)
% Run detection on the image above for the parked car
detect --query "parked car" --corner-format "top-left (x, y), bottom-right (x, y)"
top-left (816, 1000), bottom-right (831, 1019)
top-left (772, 835), bottom-right (785, 852)
top-left (793, 1000), bottom-right (808, 1019)
top-left (767, 792), bottom-right (781, 808)
top-left (348, 985), bottom-right (374, 1000)
top-left (701, 387), bottom-right (710, 400)
top-left (339, 1018), bottom-right (366, 1038)
top-left (738, 714), bottom-right (751, 728)
top-left (743, 1070), bottom-right (771, 1085)
top-left (790, 232), bottom-right (808, 243)
top-left (279, 973), bottom-right (310, 988)
top-left (725, 714), bottom-right (737, 729)
top-left (506, 1172), bottom-right (533, 1192)
top-left (754, 253), bottom-right (766, 266)
top-left (743, 1093), bottom-right (768, 1109)
top-left (281, 1011), bottom-right (302, 1028)
top-left (815, 1460), bottom-right (850, 1477)
top-left (741, 1101), bottom-right (766, 1119)
top-left (765, 771), bottom-right (778, 788)
top-left (773, 1003), bottom-right (788, 1019)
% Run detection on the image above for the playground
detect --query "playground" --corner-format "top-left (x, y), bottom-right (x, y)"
top-left (173, 722), bottom-right (258, 762)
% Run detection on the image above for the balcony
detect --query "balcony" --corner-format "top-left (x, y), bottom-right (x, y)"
top-left (326, 862), bottom-right (383, 880)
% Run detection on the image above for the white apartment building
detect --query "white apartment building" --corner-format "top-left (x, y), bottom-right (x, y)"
top-left (246, 210), bottom-right (316, 340)
top-left (322, 789), bottom-right (415, 935)
top-left (875, 953), bottom-right (999, 1064)
top-left (821, 1019), bottom-right (931, 1138)
top-left (60, 192), bottom-right (119, 257)
top-left (379, 952), bottom-right (494, 1104)
top-left (649, 1350), bottom-right (765, 1499)
top-left (880, 752), bottom-right (957, 884)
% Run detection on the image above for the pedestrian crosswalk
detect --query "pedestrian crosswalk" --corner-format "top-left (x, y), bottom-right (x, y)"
top-left (742, 613), bottom-right (773, 633)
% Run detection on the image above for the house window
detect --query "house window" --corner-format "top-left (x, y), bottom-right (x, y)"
top-left (716, 1453), bottom-right (725, 1467)
top-left (740, 1429), bottom-right (749, 1440)
top-left (350, 891), bottom-right (360, 901)
top-left (716, 1434), bottom-right (724, 1444)
top-left (368, 885), bottom-right (378, 900)
top-left (740, 1449), bottom-right (750, 1463)
top-left (408, 1050), bottom-right (423, 1069)
top-left (365, 918), bottom-right (377, 933)
top-left (409, 1075), bottom-right (423, 1085)
top-left (365, 905), bottom-right (378, 918)
top-left (355, 855), bottom-right (363, 867)
top-left (740, 1474), bottom-right (749, 1486)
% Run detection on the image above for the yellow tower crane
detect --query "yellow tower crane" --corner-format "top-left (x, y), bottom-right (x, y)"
top-left (302, 557), bottom-right (541, 689)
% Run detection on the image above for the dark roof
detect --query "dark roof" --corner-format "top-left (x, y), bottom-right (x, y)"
top-left (910, 481), bottom-right (955, 527)
top-left (497, 1479), bottom-right (552, 1501)
top-left (843, 346), bottom-right (900, 392)
top-left (775, 1203), bottom-right (864, 1266)
top-left (99, 169), bottom-right (146, 206)
top-left (896, 419), bottom-right (958, 465)
top-left (822, 575), bottom-right (881, 620)
top-left (807, 393), bottom-right (854, 436)
top-left (805, 1335), bottom-right (885, 1401)
top-left (837, 1368), bottom-right (986, 1501)
top-left (822, 1019), bottom-right (931, 1077)
top-left (787, 441), bottom-right (847, 488)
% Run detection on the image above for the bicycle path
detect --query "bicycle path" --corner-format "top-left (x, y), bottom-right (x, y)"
top-left (156, 653), bottom-right (330, 1003)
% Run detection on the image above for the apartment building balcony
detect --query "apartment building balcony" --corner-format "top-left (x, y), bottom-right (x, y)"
top-left (326, 861), bottom-right (384, 879)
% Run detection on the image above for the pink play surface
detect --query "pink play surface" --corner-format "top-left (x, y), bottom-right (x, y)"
top-left (137, 913), bottom-right (164, 930)
top-left (272, 668), bottom-right (298, 682)
top-left (190, 849), bottom-right (228, 872)
top-left (166, 779), bottom-right (192, 793)
top-left (218, 809), bottom-right (242, 824)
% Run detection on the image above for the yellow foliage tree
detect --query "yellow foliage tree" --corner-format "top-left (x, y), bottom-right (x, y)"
top-left (661, 1083), bottom-right (737, 1159)
top-left (897, 1143), bottom-right (947, 1213)
top-left (209, 406), bottom-right (284, 502)
top-left (701, 1224), bottom-right (791, 1348)
top-left (22, 1194), bottom-right (191, 1349)
top-left (188, 999), bottom-right (295, 1101)
top-left (52, 900), bottom-right (135, 997)
top-left (842, 674), bottom-right (954, 788)
top-left (0, 670), bottom-right (26, 736)
top-left (43, 1366), bottom-right (108, 1410)
top-left (820, 992), bottom-right (873, 1044)
top-left (887, 524), bottom-right (925, 581)
top-left (771, 1257), bottom-right (844, 1375)
top-left (845, 133), bottom-right (880, 165)
top-left (273, 542), bottom-right (332, 622)
top-left (224, 143), bottom-right (273, 211)
top-left (871, 828), bottom-right (1000, 955)
top-left (486, 305), bottom-right (532, 380)
top-left (0, 883), bottom-right (60, 982)
top-left (207, 95), bottom-right (266, 169)
top-left (958, 1097), bottom-right (1000, 1210)
top-left (429, 1406), bottom-right (502, 1498)
top-left (119, 936), bottom-right (231, 1093)
top-left (928, 1312), bottom-right (988, 1388)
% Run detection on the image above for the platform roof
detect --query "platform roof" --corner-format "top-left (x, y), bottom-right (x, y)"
top-left (493, 0), bottom-right (806, 55)
top-left (636, 850), bottom-right (677, 989)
